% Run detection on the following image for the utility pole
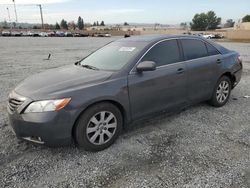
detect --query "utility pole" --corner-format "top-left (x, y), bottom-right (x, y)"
top-left (6, 7), bottom-right (11, 22)
top-left (38, 4), bottom-right (44, 30)
top-left (6, 7), bottom-right (13, 30)
top-left (12, 0), bottom-right (18, 23)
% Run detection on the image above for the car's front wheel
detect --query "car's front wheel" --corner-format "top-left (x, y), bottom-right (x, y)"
top-left (74, 102), bottom-right (123, 151)
top-left (209, 76), bottom-right (232, 107)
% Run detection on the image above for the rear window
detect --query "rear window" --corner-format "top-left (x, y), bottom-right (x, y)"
top-left (181, 39), bottom-right (208, 60)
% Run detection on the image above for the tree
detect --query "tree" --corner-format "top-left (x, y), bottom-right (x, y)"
top-left (124, 22), bottom-right (129, 26)
top-left (55, 22), bottom-right (60, 29)
top-left (206, 11), bottom-right (221, 30)
top-left (96, 21), bottom-right (99, 26)
top-left (93, 22), bottom-right (97, 26)
top-left (180, 22), bottom-right (188, 29)
top-left (100, 21), bottom-right (105, 26)
top-left (190, 11), bottom-right (221, 31)
top-left (224, 19), bottom-right (235, 28)
top-left (60, 19), bottom-right (68, 30)
top-left (77, 16), bottom-right (84, 30)
top-left (3, 20), bottom-right (8, 29)
top-left (68, 21), bottom-right (76, 30)
top-left (242, 15), bottom-right (250, 22)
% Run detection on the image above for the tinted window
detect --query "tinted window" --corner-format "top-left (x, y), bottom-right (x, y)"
top-left (206, 43), bottom-right (220, 56)
top-left (181, 39), bottom-right (208, 60)
top-left (141, 40), bottom-right (181, 67)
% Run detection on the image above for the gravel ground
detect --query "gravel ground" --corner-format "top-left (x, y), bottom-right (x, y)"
top-left (0, 37), bottom-right (250, 188)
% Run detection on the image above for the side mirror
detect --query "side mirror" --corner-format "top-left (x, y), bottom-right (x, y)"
top-left (136, 61), bottom-right (156, 72)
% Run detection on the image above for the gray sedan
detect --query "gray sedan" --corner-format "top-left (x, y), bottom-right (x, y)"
top-left (8, 35), bottom-right (242, 151)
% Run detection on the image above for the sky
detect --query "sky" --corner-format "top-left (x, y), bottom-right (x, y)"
top-left (0, 0), bottom-right (249, 25)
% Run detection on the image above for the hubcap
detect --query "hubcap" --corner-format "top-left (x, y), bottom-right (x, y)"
top-left (216, 81), bottom-right (230, 103)
top-left (86, 111), bottom-right (117, 145)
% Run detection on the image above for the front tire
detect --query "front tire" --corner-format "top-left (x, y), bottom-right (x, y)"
top-left (209, 76), bottom-right (232, 107)
top-left (74, 102), bottom-right (123, 151)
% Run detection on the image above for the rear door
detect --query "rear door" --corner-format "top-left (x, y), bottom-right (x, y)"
top-left (128, 39), bottom-right (188, 120)
top-left (180, 38), bottom-right (221, 103)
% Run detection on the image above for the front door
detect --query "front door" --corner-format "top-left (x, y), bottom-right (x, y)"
top-left (128, 39), bottom-right (188, 120)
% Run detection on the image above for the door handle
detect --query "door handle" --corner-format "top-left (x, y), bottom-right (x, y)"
top-left (216, 59), bottom-right (222, 64)
top-left (177, 68), bottom-right (184, 74)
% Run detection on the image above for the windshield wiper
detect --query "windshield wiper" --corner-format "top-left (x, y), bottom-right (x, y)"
top-left (81, 64), bottom-right (99, 70)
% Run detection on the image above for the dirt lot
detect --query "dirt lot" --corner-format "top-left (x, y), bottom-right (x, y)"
top-left (0, 37), bottom-right (250, 188)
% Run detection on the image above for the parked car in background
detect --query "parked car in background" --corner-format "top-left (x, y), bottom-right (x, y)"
top-left (95, 33), bottom-right (112, 37)
top-left (56, 31), bottom-right (65, 37)
top-left (11, 31), bottom-right (22, 37)
top-left (48, 31), bottom-right (56, 37)
top-left (27, 31), bottom-right (34, 37)
top-left (214, 34), bottom-right (224, 39)
top-left (65, 32), bottom-right (73, 37)
top-left (203, 34), bottom-right (215, 39)
top-left (39, 32), bottom-right (48, 37)
top-left (8, 35), bottom-right (242, 151)
top-left (32, 33), bottom-right (40, 37)
top-left (1, 31), bottom-right (11, 36)
top-left (104, 33), bottom-right (111, 37)
top-left (21, 32), bottom-right (29, 37)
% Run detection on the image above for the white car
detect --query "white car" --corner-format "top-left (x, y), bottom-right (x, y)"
top-left (202, 34), bottom-right (215, 39)
top-left (1, 31), bottom-right (11, 36)
top-left (39, 32), bottom-right (48, 37)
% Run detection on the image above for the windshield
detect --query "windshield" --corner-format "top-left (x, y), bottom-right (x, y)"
top-left (79, 41), bottom-right (146, 71)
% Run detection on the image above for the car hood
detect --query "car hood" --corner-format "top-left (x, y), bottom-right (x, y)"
top-left (15, 65), bottom-right (113, 99)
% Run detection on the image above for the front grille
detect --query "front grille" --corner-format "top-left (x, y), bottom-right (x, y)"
top-left (8, 92), bottom-right (25, 112)
top-left (8, 97), bottom-right (25, 112)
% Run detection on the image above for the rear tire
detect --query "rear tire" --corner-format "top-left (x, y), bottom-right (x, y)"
top-left (209, 76), bottom-right (232, 107)
top-left (74, 102), bottom-right (123, 151)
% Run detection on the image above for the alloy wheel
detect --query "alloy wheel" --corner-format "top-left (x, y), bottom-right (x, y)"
top-left (216, 80), bottom-right (230, 103)
top-left (86, 111), bottom-right (117, 145)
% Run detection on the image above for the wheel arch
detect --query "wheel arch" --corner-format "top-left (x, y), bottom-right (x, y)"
top-left (71, 99), bottom-right (128, 141)
top-left (221, 72), bottom-right (236, 88)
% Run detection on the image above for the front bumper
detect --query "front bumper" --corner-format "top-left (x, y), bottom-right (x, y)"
top-left (7, 95), bottom-right (75, 146)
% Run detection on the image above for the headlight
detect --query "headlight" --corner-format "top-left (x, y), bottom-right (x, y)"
top-left (24, 98), bottom-right (71, 113)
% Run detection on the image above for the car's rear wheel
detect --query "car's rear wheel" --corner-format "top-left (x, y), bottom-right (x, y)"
top-left (74, 102), bottom-right (123, 151)
top-left (209, 76), bottom-right (232, 107)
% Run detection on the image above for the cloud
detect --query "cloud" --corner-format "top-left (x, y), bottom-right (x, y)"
top-left (0, 0), bottom-right (68, 4)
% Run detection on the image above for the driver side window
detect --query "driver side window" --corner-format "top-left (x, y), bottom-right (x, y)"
top-left (141, 39), bottom-right (181, 67)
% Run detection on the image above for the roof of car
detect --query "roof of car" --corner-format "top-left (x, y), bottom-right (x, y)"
top-left (118, 34), bottom-right (204, 43)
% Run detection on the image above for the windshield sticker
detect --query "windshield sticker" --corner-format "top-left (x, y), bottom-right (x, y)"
top-left (119, 47), bottom-right (136, 52)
